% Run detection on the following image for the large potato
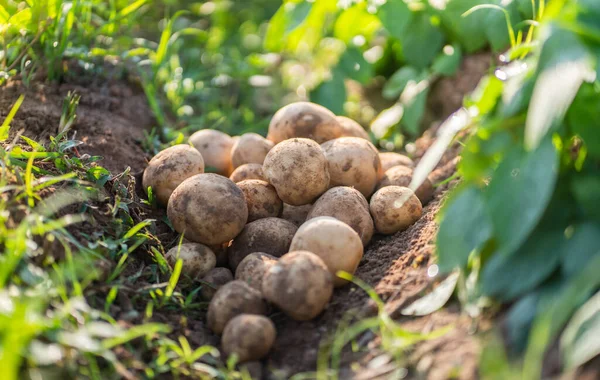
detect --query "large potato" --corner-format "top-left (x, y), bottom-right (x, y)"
top-left (336, 116), bottom-right (370, 140)
top-left (200, 267), bottom-right (233, 300)
top-left (290, 217), bottom-right (363, 287)
top-left (165, 243), bottom-right (216, 280)
top-left (230, 163), bottom-right (266, 183)
top-left (207, 280), bottom-right (267, 334)
top-left (235, 253), bottom-right (278, 291)
top-left (369, 186), bottom-right (422, 234)
top-left (228, 218), bottom-right (297, 270)
top-left (321, 137), bottom-right (382, 198)
top-left (167, 174), bottom-right (248, 245)
top-left (142, 144), bottom-right (205, 206)
top-left (263, 138), bottom-right (330, 205)
top-left (307, 187), bottom-right (374, 245)
top-left (379, 152), bottom-right (414, 172)
top-left (377, 165), bottom-right (433, 204)
top-left (281, 203), bottom-right (313, 227)
top-left (189, 129), bottom-right (234, 176)
top-left (262, 251), bottom-right (333, 320)
top-left (267, 102), bottom-right (344, 144)
top-left (237, 180), bottom-right (283, 222)
top-left (222, 314), bottom-right (276, 363)
top-left (231, 133), bottom-right (274, 168)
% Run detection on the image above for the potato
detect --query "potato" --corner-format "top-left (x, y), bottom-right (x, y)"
top-left (228, 218), bottom-right (297, 270)
top-left (230, 163), bottom-right (266, 183)
top-left (369, 186), bottom-right (422, 234)
top-left (222, 314), bottom-right (276, 363)
top-left (200, 267), bottom-right (233, 300)
top-left (142, 144), bottom-right (205, 206)
top-left (165, 243), bottom-right (216, 280)
top-left (235, 253), bottom-right (277, 291)
top-left (290, 217), bottom-right (363, 287)
top-left (207, 280), bottom-right (267, 334)
top-left (262, 251), bottom-right (333, 320)
top-left (307, 187), bottom-right (374, 245)
top-left (321, 137), bottom-right (382, 198)
top-left (267, 102), bottom-right (344, 144)
top-left (189, 129), bottom-right (234, 176)
top-left (379, 152), bottom-right (414, 172)
top-left (377, 165), bottom-right (433, 204)
top-left (281, 203), bottom-right (313, 227)
top-left (237, 180), bottom-right (283, 222)
top-left (263, 138), bottom-right (330, 205)
top-left (336, 116), bottom-right (370, 140)
top-left (231, 133), bottom-right (274, 168)
top-left (167, 173), bottom-right (248, 245)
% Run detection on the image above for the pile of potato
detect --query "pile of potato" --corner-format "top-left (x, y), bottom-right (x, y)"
top-left (143, 102), bottom-right (432, 363)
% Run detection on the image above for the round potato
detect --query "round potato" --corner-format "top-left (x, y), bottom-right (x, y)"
top-left (228, 218), bottom-right (297, 270)
top-left (142, 144), bottom-right (205, 206)
top-left (281, 203), bottom-right (313, 227)
top-left (307, 187), bottom-right (374, 245)
top-left (200, 267), bottom-right (233, 300)
top-left (263, 138), bottom-right (330, 205)
top-left (189, 129), bottom-right (234, 176)
top-left (377, 165), bottom-right (433, 204)
top-left (237, 180), bottom-right (283, 222)
top-left (222, 314), bottom-right (276, 363)
top-left (231, 133), bottom-right (274, 168)
top-left (290, 217), bottom-right (363, 287)
top-left (165, 243), bottom-right (216, 281)
top-left (230, 163), bottom-right (266, 183)
top-left (336, 116), bottom-right (370, 140)
top-left (267, 102), bottom-right (344, 144)
top-left (379, 152), bottom-right (414, 172)
top-left (207, 280), bottom-right (267, 334)
top-left (235, 253), bottom-right (277, 291)
top-left (262, 251), bottom-right (334, 320)
top-left (167, 174), bottom-right (248, 245)
top-left (369, 186), bottom-right (422, 234)
top-left (321, 137), bottom-right (382, 198)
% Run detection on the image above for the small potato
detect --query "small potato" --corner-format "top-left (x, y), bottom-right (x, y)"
top-left (228, 218), bottom-right (297, 270)
top-left (167, 174), bottom-right (248, 245)
top-left (165, 243), bottom-right (216, 280)
top-left (207, 280), bottom-right (267, 334)
top-left (369, 186), bottom-right (422, 234)
top-left (263, 138), bottom-right (330, 205)
top-left (262, 251), bottom-right (333, 320)
top-left (235, 253), bottom-right (277, 291)
top-left (189, 129), bottom-right (234, 176)
top-left (237, 180), bottom-right (283, 222)
top-left (290, 217), bottom-right (363, 287)
top-left (222, 314), bottom-right (276, 363)
top-left (231, 133), bottom-right (274, 168)
top-left (336, 116), bottom-right (370, 140)
top-left (267, 102), bottom-right (344, 144)
top-left (379, 152), bottom-right (414, 172)
top-left (142, 144), bottom-right (205, 206)
top-left (230, 163), bottom-right (266, 183)
top-left (200, 267), bottom-right (233, 300)
top-left (307, 187), bottom-right (374, 245)
top-left (377, 166), bottom-right (433, 204)
top-left (321, 137), bottom-right (382, 198)
top-left (281, 203), bottom-right (313, 227)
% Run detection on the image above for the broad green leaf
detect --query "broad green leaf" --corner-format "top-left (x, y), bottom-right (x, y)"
top-left (382, 66), bottom-right (421, 100)
top-left (376, 0), bottom-right (412, 40)
top-left (441, 0), bottom-right (488, 53)
top-left (567, 83), bottom-right (600, 158)
top-left (466, 75), bottom-right (504, 116)
top-left (337, 47), bottom-right (373, 85)
top-left (310, 69), bottom-right (346, 115)
top-left (505, 291), bottom-right (541, 353)
top-left (0, 5), bottom-right (9, 22)
top-left (264, 4), bottom-right (287, 51)
top-left (561, 290), bottom-right (600, 369)
top-left (333, 3), bottom-right (381, 44)
top-left (402, 12), bottom-right (444, 68)
top-left (431, 45), bottom-right (462, 76)
top-left (484, 0), bottom-right (522, 51)
top-left (402, 85), bottom-right (428, 135)
top-left (559, 223), bottom-right (600, 277)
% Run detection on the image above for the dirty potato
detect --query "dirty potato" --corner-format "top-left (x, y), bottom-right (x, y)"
top-left (369, 186), bottom-right (422, 234)
top-left (237, 180), bottom-right (283, 222)
top-left (222, 314), bottom-right (276, 363)
top-left (231, 133), bottom-right (274, 168)
top-left (267, 102), bottom-right (344, 144)
top-left (336, 116), bottom-right (370, 140)
top-left (200, 267), bottom-right (233, 300)
top-left (379, 152), bottom-right (414, 172)
top-left (235, 253), bottom-right (278, 292)
top-left (230, 163), bottom-right (266, 183)
top-left (165, 243), bottom-right (216, 280)
top-left (207, 280), bottom-right (267, 334)
top-left (377, 165), bottom-right (433, 204)
top-left (189, 129), bottom-right (235, 176)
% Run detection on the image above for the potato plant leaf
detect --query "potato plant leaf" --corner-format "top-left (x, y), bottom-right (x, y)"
top-left (382, 66), bottom-right (422, 100)
top-left (401, 12), bottom-right (444, 69)
top-left (560, 290), bottom-right (600, 369)
top-left (310, 68), bottom-right (346, 115)
top-left (376, 0), bottom-right (412, 41)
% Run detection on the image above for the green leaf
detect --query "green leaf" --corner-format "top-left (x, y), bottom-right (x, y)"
top-left (431, 45), bottom-right (462, 76)
top-left (333, 3), bottom-right (381, 44)
top-left (382, 66), bottom-right (421, 100)
top-left (484, 0), bottom-right (521, 51)
top-left (338, 47), bottom-right (373, 85)
top-left (376, 0), bottom-right (412, 40)
top-left (402, 85), bottom-right (428, 135)
top-left (401, 272), bottom-right (459, 316)
top-left (441, 0), bottom-right (488, 53)
top-left (0, 95), bottom-right (25, 142)
top-left (567, 83), bottom-right (600, 158)
top-left (561, 290), bottom-right (600, 369)
top-left (466, 75), bottom-right (503, 116)
top-left (310, 69), bottom-right (346, 115)
top-left (559, 223), bottom-right (600, 277)
top-left (402, 13), bottom-right (444, 68)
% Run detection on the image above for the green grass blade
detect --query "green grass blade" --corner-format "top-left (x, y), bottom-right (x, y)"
top-left (0, 95), bottom-right (25, 142)
top-left (101, 323), bottom-right (171, 349)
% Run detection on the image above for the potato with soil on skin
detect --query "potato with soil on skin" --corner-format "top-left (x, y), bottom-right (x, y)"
top-left (189, 129), bottom-right (235, 176)
top-left (231, 133), bottom-right (274, 168)
top-left (228, 218), bottom-right (297, 270)
top-left (267, 101), bottom-right (344, 144)
top-left (165, 243), bottom-right (216, 281)
top-left (369, 186), bottom-right (422, 234)
top-left (237, 180), bottom-right (283, 222)
top-left (200, 267), bottom-right (233, 300)
top-left (263, 138), bottom-right (330, 206)
top-left (377, 165), bottom-right (433, 205)
top-left (235, 253), bottom-right (277, 291)
top-left (379, 152), bottom-right (414, 172)
top-left (321, 137), bottom-right (382, 198)
top-left (229, 163), bottom-right (266, 183)
top-left (167, 173), bottom-right (248, 245)
top-left (207, 280), bottom-right (267, 334)
top-left (307, 186), bottom-right (374, 246)
top-left (281, 203), bottom-right (313, 227)
top-left (222, 314), bottom-right (276, 363)
top-left (290, 217), bottom-right (363, 287)
top-left (262, 251), bottom-right (334, 320)
top-left (142, 144), bottom-right (205, 206)
top-left (336, 116), bottom-right (370, 140)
